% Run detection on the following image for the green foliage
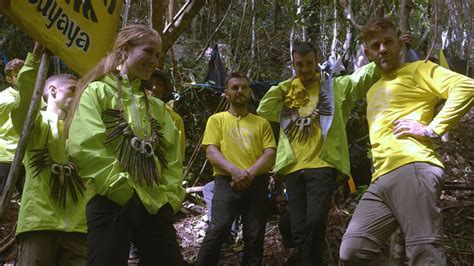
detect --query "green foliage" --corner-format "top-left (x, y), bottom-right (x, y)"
top-left (0, 16), bottom-right (33, 88)
top-left (174, 85), bottom-right (225, 185)
top-left (354, 185), bottom-right (369, 201)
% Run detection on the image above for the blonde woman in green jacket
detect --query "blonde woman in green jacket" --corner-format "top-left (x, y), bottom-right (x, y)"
top-left (12, 43), bottom-right (87, 265)
top-left (67, 24), bottom-right (185, 265)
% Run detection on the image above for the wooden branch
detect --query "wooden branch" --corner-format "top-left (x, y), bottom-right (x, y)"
top-left (399, 0), bottom-right (413, 62)
top-left (442, 202), bottom-right (474, 211)
top-left (185, 186), bottom-right (204, 194)
top-left (237, 4), bottom-right (255, 70)
top-left (443, 182), bottom-right (474, 191)
top-left (183, 96), bottom-right (227, 182)
top-left (0, 237), bottom-right (15, 253)
top-left (0, 52), bottom-right (51, 221)
top-left (232, 0), bottom-right (249, 64)
top-left (248, 0), bottom-right (257, 77)
top-left (162, 0), bottom-right (206, 54)
top-left (272, 0), bottom-right (279, 33)
top-left (195, 0), bottom-right (235, 64)
top-left (425, 0), bottom-right (438, 62)
top-left (339, 0), bottom-right (362, 30)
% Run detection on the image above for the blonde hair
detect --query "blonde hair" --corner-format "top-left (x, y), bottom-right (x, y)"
top-left (43, 73), bottom-right (77, 101)
top-left (65, 24), bottom-right (162, 135)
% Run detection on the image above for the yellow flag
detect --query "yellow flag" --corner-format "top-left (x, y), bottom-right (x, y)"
top-left (0, 0), bottom-right (122, 75)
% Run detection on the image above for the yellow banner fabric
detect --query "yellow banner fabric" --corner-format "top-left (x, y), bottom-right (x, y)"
top-left (0, 0), bottom-right (122, 75)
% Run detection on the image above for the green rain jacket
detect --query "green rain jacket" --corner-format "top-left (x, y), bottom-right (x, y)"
top-left (257, 63), bottom-right (380, 177)
top-left (0, 87), bottom-right (20, 162)
top-left (12, 53), bottom-right (88, 235)
top-left (68, 74), bottom-right (185, 214)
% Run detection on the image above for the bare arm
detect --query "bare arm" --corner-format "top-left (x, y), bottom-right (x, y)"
top-left (205, 144), bottom-right (253, 191)
top-left (247, 147), bottom-right (276, 177)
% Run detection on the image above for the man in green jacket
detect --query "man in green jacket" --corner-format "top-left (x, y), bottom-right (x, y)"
top-left (12, 43), bottom-right (88, 265)
top-left (0, 58), bottom-right (25, 195)
top-left (257, 42), bottom-right (379, 265)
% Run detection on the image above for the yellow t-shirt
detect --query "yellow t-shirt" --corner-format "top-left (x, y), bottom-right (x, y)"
top-left (367, 60), bottom-right (474, 180)
top-left (202, 111), bottom-right (276, 176)
top-left (166, 106), bottom-right (185, 159)
top-left (284, 78), bottom-right (334, 175)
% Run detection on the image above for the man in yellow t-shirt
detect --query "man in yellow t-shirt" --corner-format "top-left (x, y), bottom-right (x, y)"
top-left (340, 18), bottom-right (473, 265)
top-left (196, 72), bottom-right (276, 266)
top-left (145, 69), bottom-right (186, 159)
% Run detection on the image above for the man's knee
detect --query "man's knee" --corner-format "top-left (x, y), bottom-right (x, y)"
top-left (205, 219), bottom-right (233, 239)
top-left (339, 236), bottom-right (383, 265)
top-left (339, 237), bottom-right (359, 263)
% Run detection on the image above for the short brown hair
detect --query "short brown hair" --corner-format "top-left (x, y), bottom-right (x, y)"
top-left (292, 42), bottom-right (317, 58)
top-left (150, 69), bottom-right (173, 96)
top-left (361, 17), bottom-right (399, 42)
top-left (224, 72), bottom-right (249, 88)
top-left (4, 58), bottom-right (24, 77)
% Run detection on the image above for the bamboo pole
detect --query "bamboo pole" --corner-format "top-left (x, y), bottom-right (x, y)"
top-left (0, 51), bottom-right (51, 221)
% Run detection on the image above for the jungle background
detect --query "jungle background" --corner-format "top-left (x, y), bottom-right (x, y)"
top-left (0, 0), bottom-right (473, 265)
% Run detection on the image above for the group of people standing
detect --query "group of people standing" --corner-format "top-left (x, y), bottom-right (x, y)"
top-left (0, 17), bottom-right (472, 266)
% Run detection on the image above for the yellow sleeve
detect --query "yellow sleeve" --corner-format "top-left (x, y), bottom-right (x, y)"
top-left (416, 61), bottom-right (474, 135)
top-left (261, 119), bottom-right (277, 149)
top-left (175, 115), bottom-right (186, 159)
top-left (167, 108), bottom-right (186, 159)
top-left (202, 115), bottom-right (221, 148)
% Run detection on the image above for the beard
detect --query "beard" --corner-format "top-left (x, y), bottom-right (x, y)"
top-left (231, 96), bottom-right (249, 107)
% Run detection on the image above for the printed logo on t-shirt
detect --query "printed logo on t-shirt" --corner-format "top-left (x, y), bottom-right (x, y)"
top-left (229, 127), bottom-right (252, 149)
top-left (367, 87), bottom-right (391, 124)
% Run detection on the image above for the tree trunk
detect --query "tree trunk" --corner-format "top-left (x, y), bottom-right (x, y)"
top-left (297, 0), bottom-right (308, 41)
top-left (399, 0), bottom-right (412, 62)
top-left (150, 0), bottom-right (166, 66)
top-left (272, 0), bottom-right (279, 33)
top-left (161, 0), bottom-right (206, 54)
top-left (330, 0), bottom-right (338, 61)
top-left (122, 0), bottom-right (131, 28)
top-left (248, 0), bottom-right (257, 77)
top-left (232, 0), bottom-right (249, 66)
top-left (168, 0), bottom-right (176, 24)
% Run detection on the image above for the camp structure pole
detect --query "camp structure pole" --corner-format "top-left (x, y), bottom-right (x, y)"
top-left (0, 51), bottom-right (51, 221)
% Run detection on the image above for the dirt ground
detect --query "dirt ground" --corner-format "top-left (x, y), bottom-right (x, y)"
top-left (1, 110), bottom-right (473, 265)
